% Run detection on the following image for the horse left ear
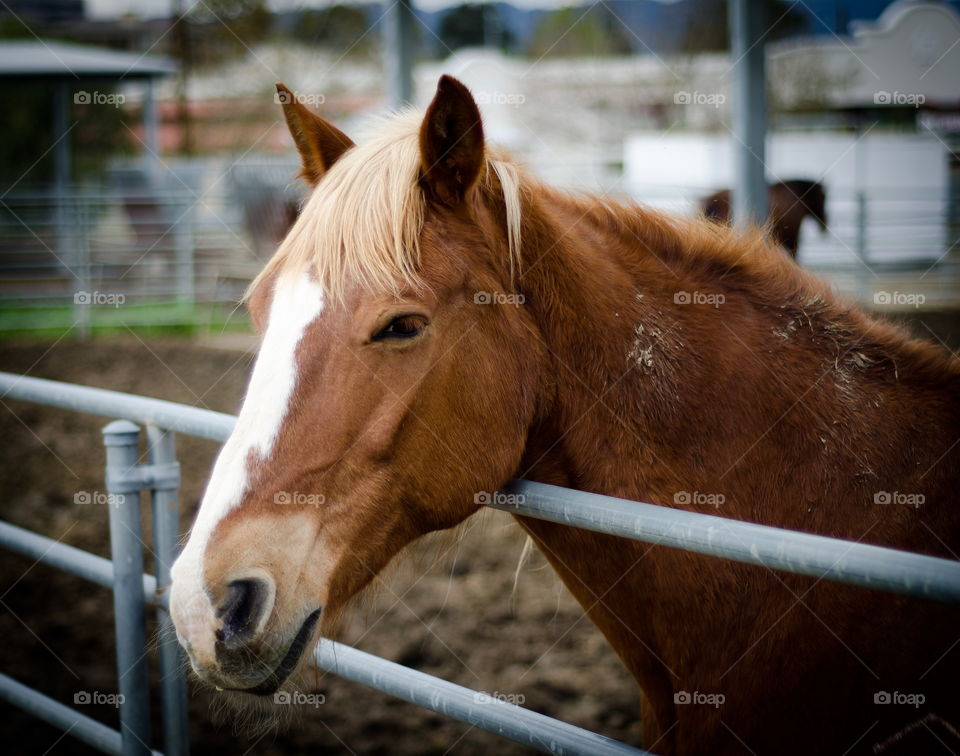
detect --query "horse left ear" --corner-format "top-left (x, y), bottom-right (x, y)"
top-left (419, 75), bottom-right (485, 206)
top-left (276, 82), bottom-right (354, 185)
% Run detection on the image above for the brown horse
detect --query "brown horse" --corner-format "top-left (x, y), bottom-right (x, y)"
top-left (169, 77), bottom-right (960, 755)
top-left (701, 179), bottom-right (828, 258)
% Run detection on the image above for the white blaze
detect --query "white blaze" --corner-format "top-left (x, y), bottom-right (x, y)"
top-left (170, 272), bottom-right (324, 659)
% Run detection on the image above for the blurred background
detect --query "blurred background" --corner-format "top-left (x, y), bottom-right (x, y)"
top-left (0, 0), bottom-right (958, 336)
top-left (0, 0), bottom-right (958, 754)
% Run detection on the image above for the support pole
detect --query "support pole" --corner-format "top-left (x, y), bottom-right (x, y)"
top-left (173, 199), bottom-right (194, 307)
top-left (102, 420), bottom-right (152, 756)
top-left (76, 194), bottom-right (91, 339)
top-left (384, 0), bottom-right (415, 108)
top-left (142, 79), bottom-right (161, 186)
top-left (145, 425), bottom-right (189, 756)
top-left (53, 81), bottom-right (70, 198)
top-left (856, 190), bottom-right (869, 304)
top-left (54, 81), bottom-right (85, 337)
top-left (728, 0), bottom-right (768, 226)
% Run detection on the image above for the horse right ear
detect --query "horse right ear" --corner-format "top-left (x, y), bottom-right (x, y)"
top-left (419, 75), bottom-right (485, 206)
top-left (276, 83), bottom-right (354, 185)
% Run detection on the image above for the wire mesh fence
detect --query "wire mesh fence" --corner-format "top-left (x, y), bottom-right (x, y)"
top-left (1, 162), bottom-right (957, 334)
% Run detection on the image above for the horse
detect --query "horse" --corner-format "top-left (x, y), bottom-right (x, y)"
top-left (169, 76), bottom-right (960, 755)
top-left (701, 179), bottom-right (828, 259)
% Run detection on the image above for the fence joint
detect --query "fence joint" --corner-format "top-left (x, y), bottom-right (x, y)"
top-left (105, 461), bottom-right (180, 493)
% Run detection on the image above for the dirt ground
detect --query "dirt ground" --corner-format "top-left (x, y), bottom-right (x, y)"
top-left (0, 337), bottom-right (641, 756)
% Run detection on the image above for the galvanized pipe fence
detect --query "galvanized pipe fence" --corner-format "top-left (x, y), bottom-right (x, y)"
top-left (1, 370), bottom-right (959, 756)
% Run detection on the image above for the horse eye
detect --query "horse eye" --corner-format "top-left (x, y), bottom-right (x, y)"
top-left (372, 315), bottom-right (426, 342)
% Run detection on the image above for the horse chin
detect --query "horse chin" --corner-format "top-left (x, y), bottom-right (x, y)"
top-left (206, 671), bottom-right (324, 737)
top-left (242, 608), bottom-right (323, 696)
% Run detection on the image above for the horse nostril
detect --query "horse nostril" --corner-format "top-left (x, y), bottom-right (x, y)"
top-left (216, 577), bottom-right (272, 649)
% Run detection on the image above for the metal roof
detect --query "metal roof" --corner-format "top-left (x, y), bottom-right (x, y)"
top-left (0, 40), bottom-right (176, 80)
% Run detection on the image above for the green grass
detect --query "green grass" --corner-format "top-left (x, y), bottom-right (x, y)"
top-left (0, 301), bottom-right (250, 339)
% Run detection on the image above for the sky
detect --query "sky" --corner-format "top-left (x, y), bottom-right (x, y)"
top-left (86, 0), bottom-right (681, 21)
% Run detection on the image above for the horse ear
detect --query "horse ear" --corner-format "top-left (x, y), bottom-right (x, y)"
top-left (276, 82), bottom-right (354, 185)
top-left (419, 75), bottom-right (485, 206)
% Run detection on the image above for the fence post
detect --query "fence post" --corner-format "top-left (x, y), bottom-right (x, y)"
top-left (102, 420), bottom-right (152, 756)
top-left (173, 199), bottom-right (195, 309)
top-left (145, 424), bottom-right (190, 756)
top-left (383, 0), bottom-right (415, 109)
top-left (76, 195), bottom-right (92, 340)
top-left (855, 191), bottom-right (869, 305)
top-left (728, 0), bottom-right (769, 227)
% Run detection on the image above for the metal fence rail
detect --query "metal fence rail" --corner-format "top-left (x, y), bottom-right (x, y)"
top-left (313, 641), bottom-right (646, 756)
top-left (0, 520), bottom-right (160, 602)
top-left (0, 673), bottom-right (162, 756)
top-left (3, 371), bottom-right (959, 602)
top-left (496, 481), bottom-right (960, 604)
top-left (0, 372), bottom-right (234, 441)
top-left (1, 369), bottom-right (959, 756)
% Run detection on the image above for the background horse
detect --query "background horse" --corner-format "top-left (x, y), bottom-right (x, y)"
top-left (170, 77), bottom-right (960, 755)
top-left (701, 179), bottom-right (828, 258)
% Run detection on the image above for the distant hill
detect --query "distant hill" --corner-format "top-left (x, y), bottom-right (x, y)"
top-left (422, 0), bottom-right (960, 54)
top-left (271, 0), bottom-right (960, 57)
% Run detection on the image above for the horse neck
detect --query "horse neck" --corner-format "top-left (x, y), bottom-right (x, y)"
top-left (505, 190), bottom-right (747, 703)
top-left (514, 189), bottom-right (726, 500)
top-left (512, 186), bottom-right (953, 512)
top-left (503, 185), bottom-right (960, 732)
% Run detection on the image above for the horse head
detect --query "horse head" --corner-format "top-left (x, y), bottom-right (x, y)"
top-left (169, 77), bottom-right (545, 694)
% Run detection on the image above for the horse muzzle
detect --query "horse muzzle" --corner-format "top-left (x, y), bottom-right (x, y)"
top-left (171, 568), bottom-right (322, 694)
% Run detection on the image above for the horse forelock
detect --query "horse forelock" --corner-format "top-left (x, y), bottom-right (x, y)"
top-left (248, 110), bottom-right (524, 306)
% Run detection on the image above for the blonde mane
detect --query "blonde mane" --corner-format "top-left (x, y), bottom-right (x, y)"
top-left (249, 110), bottom-right (523, 304)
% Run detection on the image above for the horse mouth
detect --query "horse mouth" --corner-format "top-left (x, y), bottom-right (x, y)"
top-left (241, 608), bottom-right (322, 696)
